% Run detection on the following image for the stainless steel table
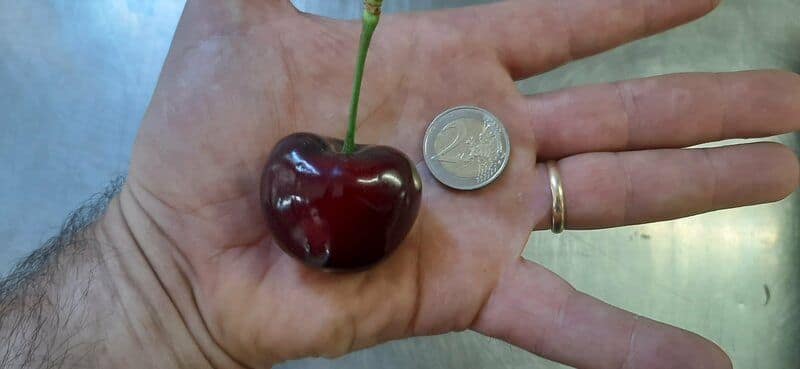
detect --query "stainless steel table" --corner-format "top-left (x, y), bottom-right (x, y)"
top-left (1, 1), bottom-right (798, 368)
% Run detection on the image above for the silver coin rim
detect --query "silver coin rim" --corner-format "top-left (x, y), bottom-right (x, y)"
top-left (423, 105), bottom-right (511, 191)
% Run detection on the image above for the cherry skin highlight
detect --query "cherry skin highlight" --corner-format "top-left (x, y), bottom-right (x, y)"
top-left (261, 133), bottom-right (422, 270)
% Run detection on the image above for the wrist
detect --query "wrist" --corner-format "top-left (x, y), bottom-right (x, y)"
top-left (92, 184), bottom-right (253, 368)
top-left (89, 189), bottom-right (207, 368)
top-left (0, 180), bottom-right (225, 369)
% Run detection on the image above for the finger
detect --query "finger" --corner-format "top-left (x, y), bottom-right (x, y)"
top-left (473, 259), bottom-right (732, 369)
top-left (529, 143), bottom-right (800, 230)
top-left (527, 70), bottom-right (800, 159)
top-left (422, 0), bottom-right (719, 79)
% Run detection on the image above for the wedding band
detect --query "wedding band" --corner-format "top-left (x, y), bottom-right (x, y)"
top-left (547, 161), bottom-right (566, 234)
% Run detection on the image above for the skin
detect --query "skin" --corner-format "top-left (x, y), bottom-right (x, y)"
top-left (86, 0), bottom-right (799, 368)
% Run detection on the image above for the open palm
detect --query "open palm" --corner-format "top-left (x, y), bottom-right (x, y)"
top-left (124, 1), bottom-right (799, 368)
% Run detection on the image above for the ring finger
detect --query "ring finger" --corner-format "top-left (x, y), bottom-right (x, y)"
top-left (528, 142), bottom-right (799, 230)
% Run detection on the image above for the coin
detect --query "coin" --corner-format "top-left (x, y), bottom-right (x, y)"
top-left (423, 106), bottom-right (511, 190)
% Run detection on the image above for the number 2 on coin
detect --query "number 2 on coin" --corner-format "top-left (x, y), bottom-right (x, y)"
top-left (428, 122), bottom-right (464, 164)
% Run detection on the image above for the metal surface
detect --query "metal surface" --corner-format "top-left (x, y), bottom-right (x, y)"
top-left (423, 106), bottom-right (511, 190)
top-left (546, 161), bottom-right (565, 234)
top-left (1, 1), bottom-right (798, 368)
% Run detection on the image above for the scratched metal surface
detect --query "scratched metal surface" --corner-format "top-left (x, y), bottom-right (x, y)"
top-left (1, 1), bottom-right (798, 368)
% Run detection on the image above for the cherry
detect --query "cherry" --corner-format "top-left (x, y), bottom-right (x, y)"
top-left (260, 133), bottom-right (421, 270)
top-left (260, 0), bottom-right (419, 270)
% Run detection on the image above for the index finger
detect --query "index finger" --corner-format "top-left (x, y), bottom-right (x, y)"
top-left (472, 259), bottom-right (732, 369)
top-left (423, 0), bottom-right (719, 80)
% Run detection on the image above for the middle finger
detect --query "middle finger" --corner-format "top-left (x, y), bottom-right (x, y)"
top-left (523, 70), bottom-right (800, 159)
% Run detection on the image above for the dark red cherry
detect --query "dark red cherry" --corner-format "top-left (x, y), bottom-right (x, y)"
top-left (260, 133), bottom-right (422, 270)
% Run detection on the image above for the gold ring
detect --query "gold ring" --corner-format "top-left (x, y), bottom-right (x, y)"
top-left (547, 161), bottom-right (566, 234)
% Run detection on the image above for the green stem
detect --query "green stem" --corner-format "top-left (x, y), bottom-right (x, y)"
top-left (342, 3), bottom-right (382, 154)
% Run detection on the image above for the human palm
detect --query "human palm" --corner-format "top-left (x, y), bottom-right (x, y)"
top-left (125, 1), bottom-right (799, 368)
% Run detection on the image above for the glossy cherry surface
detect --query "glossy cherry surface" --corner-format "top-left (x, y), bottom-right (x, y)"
top-left (261, 133), bottom-right (422, 270)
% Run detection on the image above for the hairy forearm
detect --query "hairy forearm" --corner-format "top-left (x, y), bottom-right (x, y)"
top-left (0, 179), bottom-right (214, 369)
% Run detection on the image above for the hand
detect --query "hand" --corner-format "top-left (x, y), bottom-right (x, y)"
top-left (122, 0), bottom-right (799, 368)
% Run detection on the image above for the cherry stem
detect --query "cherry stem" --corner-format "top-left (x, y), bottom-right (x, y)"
top-left (342, 0), bottom-right (383, 154)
